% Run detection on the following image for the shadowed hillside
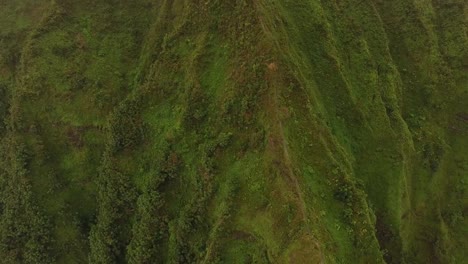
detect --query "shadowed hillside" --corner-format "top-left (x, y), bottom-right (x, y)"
top-left (0, 0), bottom-right (466, 263)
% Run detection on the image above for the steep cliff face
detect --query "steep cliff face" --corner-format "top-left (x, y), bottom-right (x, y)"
top-left (0, 0), bottom-right (466, 263)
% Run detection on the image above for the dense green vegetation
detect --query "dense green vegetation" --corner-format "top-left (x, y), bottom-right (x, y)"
top-left (0, 0), bottom-right (466, 263)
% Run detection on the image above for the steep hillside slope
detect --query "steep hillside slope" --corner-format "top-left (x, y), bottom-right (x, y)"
top-left (0, 0), bottom-right (466, 263)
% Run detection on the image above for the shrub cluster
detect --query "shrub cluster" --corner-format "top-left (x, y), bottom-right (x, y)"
top-left (0, 136), bottom-right (53, 263)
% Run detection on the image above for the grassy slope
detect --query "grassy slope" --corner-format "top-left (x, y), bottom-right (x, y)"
top-left (0, 0), bottom-right (466, 263)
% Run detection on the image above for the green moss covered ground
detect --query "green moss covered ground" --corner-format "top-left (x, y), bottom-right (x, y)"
top-left (0, 0), bottom-right (466, 263)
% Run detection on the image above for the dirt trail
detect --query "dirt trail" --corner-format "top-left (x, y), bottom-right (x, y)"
top-left (265, 63), bottom-right (325, 264)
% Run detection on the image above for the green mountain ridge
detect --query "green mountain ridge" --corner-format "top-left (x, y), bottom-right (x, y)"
top-left (0, 0), bottom-right (466, 263)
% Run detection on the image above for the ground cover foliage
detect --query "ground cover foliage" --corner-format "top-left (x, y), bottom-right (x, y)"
top-left (0, 0), bottom-right (466, 263)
